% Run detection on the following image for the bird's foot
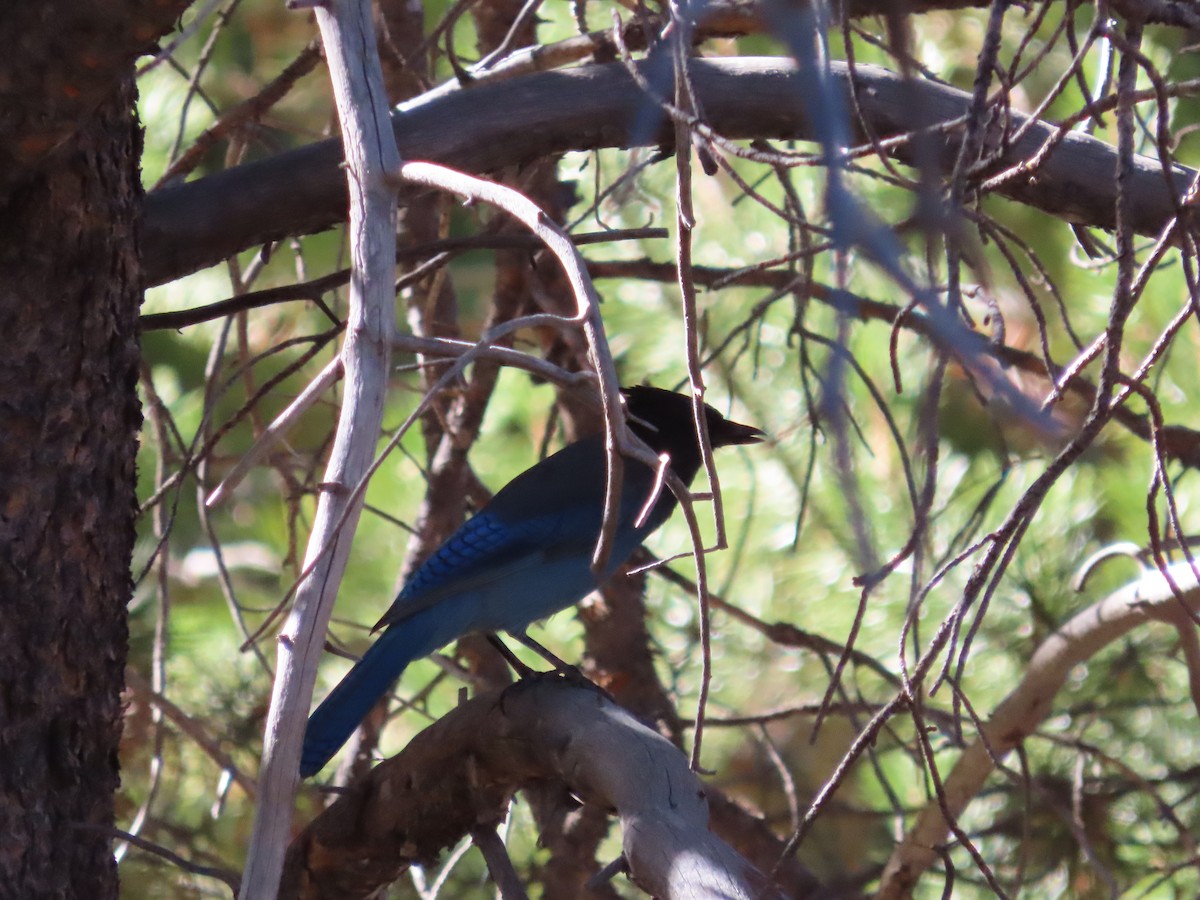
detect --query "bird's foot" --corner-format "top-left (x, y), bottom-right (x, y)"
top-left (490, 632), bottom-right (609, 698)
top-left (485, 633), bottom-right (538, 678)
top-left (550, 661), bottom-right (591, 686)
top-left (510, 630), bottom-right (571, 671)
top-left (497, 665), bottom-right (613, 714)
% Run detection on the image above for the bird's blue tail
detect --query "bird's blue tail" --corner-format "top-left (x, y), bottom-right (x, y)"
top-left (300, 601), bottom-right (474, 778)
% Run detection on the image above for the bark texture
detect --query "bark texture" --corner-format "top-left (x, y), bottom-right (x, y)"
top-left (0, 70), bottom-right (144, 900)
top-left (0, 2), bottom-right (187, 191)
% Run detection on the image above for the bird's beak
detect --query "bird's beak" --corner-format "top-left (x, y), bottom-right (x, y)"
top-left (719, 420), bottom-right (767, 446)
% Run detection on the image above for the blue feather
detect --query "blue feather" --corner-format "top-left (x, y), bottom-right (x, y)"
top-left (300, 598), bottom-right (477, 778)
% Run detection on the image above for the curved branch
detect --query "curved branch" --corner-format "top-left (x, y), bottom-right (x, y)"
top-left (279, 677), bottom-right (784, 900)
top-left (144, 56), bottom-right (1198, 286)
top-left (395, 161), bottom-right (632, 576)
top-left (876, 561), bottom-right (1200, 899)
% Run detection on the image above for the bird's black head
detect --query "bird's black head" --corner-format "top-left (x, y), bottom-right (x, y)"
top-left (620, 385), bottom-right (763, 482)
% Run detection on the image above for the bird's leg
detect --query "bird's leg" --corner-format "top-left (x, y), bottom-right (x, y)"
top-left (487, 629), bottom-right (598, 687)
top-left (510, 631), bottom-right (601, 688)
top-left (485, 633), bottom-right (538, 678)
top-left (510, 631), bottom-right (572, 671)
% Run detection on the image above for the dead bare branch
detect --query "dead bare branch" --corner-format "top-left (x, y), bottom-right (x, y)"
top-left (877, 561), bottom-right (1200, 899)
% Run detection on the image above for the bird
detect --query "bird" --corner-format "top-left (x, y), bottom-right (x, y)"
top-left (300, 385), bottom-right (763, 777)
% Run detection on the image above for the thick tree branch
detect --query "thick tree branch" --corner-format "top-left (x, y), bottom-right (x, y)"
top-left (144, 56), bottom-right (1198, 286)
top-left (279, 678), bottom-right (784, 900)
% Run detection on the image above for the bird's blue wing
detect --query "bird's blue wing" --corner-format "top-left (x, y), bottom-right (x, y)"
top-left (373, 510), bottom-right (577, 629)
top-left (372, 441), bottom-right (670, 629)
top-left (372, 492), bottom-right (660, 631)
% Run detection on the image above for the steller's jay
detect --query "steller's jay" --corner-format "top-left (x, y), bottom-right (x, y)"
top-left (300, 386), bottom-right (763, 777)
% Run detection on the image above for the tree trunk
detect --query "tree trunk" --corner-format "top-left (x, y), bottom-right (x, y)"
top-left (0, 70), bottom-right (143, 898)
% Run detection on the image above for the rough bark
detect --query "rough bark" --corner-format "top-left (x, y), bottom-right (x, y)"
top-left (0, 71), bottom-right (144, 900)
top-left (0, 1), bottom-right (190, 191)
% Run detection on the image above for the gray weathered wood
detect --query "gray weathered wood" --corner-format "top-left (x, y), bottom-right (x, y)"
top-left (237, 0), bottom-right (400, 896)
